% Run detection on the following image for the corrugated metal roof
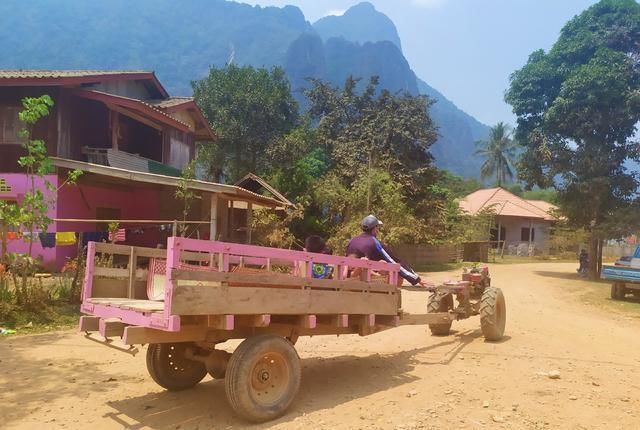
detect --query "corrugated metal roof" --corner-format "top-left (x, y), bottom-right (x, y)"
top-left (0, 70), bottom-right (151, 79)
top-left (51, 157), bottom-right (287, 208)
top-left (147, 97), bottom-right (194, 109)
top-left (459, 188), bottom-right (557, 221)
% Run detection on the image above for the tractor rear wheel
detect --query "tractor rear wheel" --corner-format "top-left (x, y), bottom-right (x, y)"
top-left (146, 343), bottom-right (208, 391)
top-left (427, 292), bottom-right (453, 336)
top-left (480, 287), bottom-right (506, 341)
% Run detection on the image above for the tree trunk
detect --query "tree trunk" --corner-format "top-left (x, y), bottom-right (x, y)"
top-left (588, 235), bottom-right (599, 280)
top-left (597, 239), bottom-right (604, 277)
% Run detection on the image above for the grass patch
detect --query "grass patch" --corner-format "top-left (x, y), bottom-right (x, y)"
top-left (0, 301), bottom-right (81, 335)
top-left (415, 262), bottom-right (465, 273)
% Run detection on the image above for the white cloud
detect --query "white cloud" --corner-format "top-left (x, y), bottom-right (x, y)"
top-left (412, 0), bottom-right (448, 8)
top-left (324, 9), bottom-right (346, 17)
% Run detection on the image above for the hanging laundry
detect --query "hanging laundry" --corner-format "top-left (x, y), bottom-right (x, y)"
top-left (55, 232), bottom-right (77, 246)
top-left (82, 232), bottom-right (108, 246)
top-left (6, 231), bottom-right (19, 241)
top-left (109, 228), bottom-right (126, 243)
top-left (38, 232), bottom-right (56, 248)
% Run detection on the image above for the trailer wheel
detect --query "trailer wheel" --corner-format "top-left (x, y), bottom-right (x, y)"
top-left (480, 287), bottom-right (506, 341)
top-left (611, 283), bottom-right (627, 300)
top-left (427, 292), bottom-right (453, 336)
top-left (146, 343), bottom-right (207, 391)
top-left (225, 335), bottom-right (301, 422)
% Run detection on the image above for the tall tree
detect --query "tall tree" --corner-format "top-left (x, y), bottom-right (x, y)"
top-left (475, 122), bottom-right (517, 187)
top-left (192, 64), bottom-right (299, 183)
top-left (505, 0), bottom-right (640, 278)
top-left (305, 76), bottom-right (439, 204)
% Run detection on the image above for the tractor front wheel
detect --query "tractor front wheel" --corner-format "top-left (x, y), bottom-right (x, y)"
top-left (427, 292), bottom-right (453, 336)
top-left (480, 287), bottom-right (506, 341)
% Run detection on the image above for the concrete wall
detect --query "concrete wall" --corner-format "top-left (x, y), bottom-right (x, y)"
top-left (495, 216), bottom-right (552, 253)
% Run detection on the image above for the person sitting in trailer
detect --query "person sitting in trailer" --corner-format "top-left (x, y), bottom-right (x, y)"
top-left (304, 235), bottom-right (334, 279)
top-left (346, 215), bottom-right (431, 288)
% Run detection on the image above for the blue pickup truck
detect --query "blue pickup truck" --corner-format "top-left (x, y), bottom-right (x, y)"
top-left (601, 246), bottom-right (640, 300)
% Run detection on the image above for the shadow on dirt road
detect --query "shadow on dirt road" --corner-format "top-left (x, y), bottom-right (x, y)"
top-left (104, 331), bottom-right (492, 429)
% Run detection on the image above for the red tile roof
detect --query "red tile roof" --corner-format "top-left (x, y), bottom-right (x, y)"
top-left (459, 188), bottom-right (557, 221)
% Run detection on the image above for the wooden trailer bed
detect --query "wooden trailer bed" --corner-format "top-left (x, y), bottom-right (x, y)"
top-left (80, 237), bottom-right (404, 344)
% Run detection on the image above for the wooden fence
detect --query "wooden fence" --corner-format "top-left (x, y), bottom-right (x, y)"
top-left (393, 244), bottom-right (463, 266)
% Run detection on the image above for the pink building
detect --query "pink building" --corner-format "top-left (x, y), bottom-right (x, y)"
top-left (0, 70), bottom-right (290, 270)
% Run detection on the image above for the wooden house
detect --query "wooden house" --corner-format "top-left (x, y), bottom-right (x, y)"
top-left (0, 70), bottom-right (291, 269)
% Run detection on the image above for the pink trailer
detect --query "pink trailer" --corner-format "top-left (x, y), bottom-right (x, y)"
top-left (79, 237), bottom-right (505, 422)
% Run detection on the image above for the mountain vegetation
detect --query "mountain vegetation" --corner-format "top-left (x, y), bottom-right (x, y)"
top-left (0, 0), bottom-right (489, 177)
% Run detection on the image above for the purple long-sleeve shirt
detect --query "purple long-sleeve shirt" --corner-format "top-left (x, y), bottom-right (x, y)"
top-left (346, 232), bottom-right (421, 285)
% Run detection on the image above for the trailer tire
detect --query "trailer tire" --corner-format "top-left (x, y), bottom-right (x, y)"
top-left (611, 283), bottom-right (627, 300)
top-left (225, 335), bottom-right (301, 423)
top-left (427, 293), bottom-right (453, 336)
top-left (146, 343), bottom-right (207, 391)
top-left (480, 287), bottom-right (506, 341)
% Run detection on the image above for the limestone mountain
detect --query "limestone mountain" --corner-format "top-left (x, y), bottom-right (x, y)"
top-left (0, 0), bottom-right (488, 176)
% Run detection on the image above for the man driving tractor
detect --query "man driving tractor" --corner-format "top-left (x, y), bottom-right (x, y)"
top-left (346, 215), bottom-right (430, 287)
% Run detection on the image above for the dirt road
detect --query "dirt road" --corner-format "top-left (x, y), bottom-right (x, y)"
top-left (1, 263), bottom-right (639, 430)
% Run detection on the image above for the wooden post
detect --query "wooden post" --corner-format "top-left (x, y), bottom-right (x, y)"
top-left (246, 202), bottom-right (253, 244)
top-left (127, 246), bottom-right (137, 299)
top-left (227, 200), bottom-right (233, 239)
top-left (210, 194), bottom-right (218, 241)
top-left (529, 219), bottom-right (533, 256)
top-left (111, 111), bottom-right (120, 150)
top-left (172, 221), bottom-right (178, 237)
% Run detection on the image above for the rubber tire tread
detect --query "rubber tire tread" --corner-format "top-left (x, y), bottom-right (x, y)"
top-left (427, 293), bottom-right (453, 336)
top-left (225, 335), bottom-right (301, 423)
top-left (480, 287), bottom-right (506, 341)
top-left (146, 343), bottom-right (207, 391)
top-left (611, 283), bottom-right (626, 300)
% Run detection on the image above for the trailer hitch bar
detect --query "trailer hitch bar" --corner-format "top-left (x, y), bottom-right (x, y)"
top-left (84, 333), bottom-right (140, 356)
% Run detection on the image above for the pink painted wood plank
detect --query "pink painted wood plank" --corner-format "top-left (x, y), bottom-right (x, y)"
top-left (174, 238), bottom-right (400, 278)
top-left (82, 241), bottom-right (96, 302)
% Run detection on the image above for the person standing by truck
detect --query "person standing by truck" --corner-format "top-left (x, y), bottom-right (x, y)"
top-left (577, 249), bottom-right (588, 276)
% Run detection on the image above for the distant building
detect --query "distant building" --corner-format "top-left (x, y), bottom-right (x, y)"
top-left (0, 70), bottom-right (290, 269)
top-left (459, 187), bottom-right (558, 254)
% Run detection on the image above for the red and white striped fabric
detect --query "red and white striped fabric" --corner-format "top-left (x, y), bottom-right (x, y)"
top-left (109, 228), bottom-right (126, 243)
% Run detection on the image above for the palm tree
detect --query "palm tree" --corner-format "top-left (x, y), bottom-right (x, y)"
top-left (475, 122), bottom-right (517, 187)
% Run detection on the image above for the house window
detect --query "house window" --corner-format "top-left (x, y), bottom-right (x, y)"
top-left (0, 106), bottom-right (24, 145)
top-left (521, 227), bottom-right (535, 241)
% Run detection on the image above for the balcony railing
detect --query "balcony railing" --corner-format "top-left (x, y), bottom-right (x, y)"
top-left (82, 147), bottom-right (181, 177)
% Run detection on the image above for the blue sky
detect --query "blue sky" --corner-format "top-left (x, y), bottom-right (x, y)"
top-left (242, 0), bottom-right (598, 126)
